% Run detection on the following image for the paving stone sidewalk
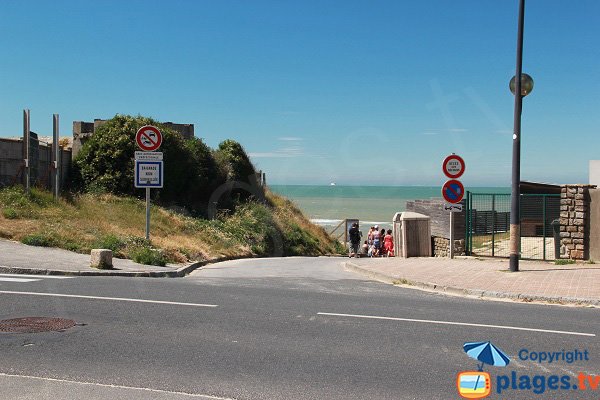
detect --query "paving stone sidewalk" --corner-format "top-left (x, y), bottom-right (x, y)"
top-left (0, 239), bottom-right (199, 277)
top-left (345, 256), bottom-right (600, 306)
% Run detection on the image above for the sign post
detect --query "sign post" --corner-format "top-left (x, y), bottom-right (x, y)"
top-left (442, 154), bottom-right (466, 259)
top-left (135, 126), bottom-right (163, 240)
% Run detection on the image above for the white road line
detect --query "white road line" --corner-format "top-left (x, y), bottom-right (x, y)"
top-left (0, 290), bottom-right (218, 308)
top-left (0, 277), bottom-right (40, 283)
top-left (317, 312), bottom-right (596, 337)
top-left (0, 372), bottom-right (234, 399)
top-left (0, 273), bottom-right (74, 279)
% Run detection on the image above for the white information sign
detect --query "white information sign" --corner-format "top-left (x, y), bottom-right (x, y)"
top-left (135, 161), bottom-right (163, 188)
top-left (135, 151), bottom-right (163, 161)
top-left (444, 203), bottom-right (463, 212)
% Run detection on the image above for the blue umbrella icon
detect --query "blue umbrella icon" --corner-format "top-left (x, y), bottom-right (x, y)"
top-left (463, 341), bottom-right (510, 371)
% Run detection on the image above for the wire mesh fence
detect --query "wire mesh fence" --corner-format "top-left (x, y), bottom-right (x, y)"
top-left (466, 193), bottom-right (560, 261)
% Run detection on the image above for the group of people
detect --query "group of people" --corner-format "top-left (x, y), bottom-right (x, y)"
top-left (348, 223), bottom-right (394, 258)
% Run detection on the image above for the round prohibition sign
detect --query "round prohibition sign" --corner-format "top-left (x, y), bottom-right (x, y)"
top-left (442, 179), bottom-right (464, 204)
top-left (136, 125), bottom-right (163, 151)
top-left (443, 154), bottom-right (465, 179)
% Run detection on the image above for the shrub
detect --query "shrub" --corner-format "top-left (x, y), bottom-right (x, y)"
top-left (22, 233), bottom-right (55, 247)
top-left (130, 246), bottom-right (167, 266)
top-left (555, 259), bottom-right (576, 265)
top-left (94, 234), bottom-right (125, 254)
top-left (2, 208), bottom-right (18, 219)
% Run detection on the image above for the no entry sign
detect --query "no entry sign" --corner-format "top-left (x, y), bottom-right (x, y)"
top-left (442, 154), bottom-right (465, 179)
top-left (136, 126), bottom-right (163, 152)
top-left (442, 179), bottom-right (464, 204)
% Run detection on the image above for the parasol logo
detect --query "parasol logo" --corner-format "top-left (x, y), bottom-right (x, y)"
top-left (457, 341), bottom-right (510, 399)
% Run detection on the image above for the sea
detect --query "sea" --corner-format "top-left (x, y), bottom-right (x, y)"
top-left (269, 185), bottom-right (510, 232)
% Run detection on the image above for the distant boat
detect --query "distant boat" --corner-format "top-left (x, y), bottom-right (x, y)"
top-left (330, 182), bottom-right (336, 186)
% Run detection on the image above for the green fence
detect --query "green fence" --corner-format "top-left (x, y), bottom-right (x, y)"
top-left (465, 193), bottom-right (560, 260)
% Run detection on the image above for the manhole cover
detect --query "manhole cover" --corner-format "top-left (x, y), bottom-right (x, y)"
top-left (0, 317), bottom-right (77, 333)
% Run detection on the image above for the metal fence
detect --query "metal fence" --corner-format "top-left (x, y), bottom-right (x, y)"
top-left (465, 193), bottom-right (560, 260)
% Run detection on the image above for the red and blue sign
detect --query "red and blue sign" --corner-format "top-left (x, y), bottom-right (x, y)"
top-left (442, 179), bottom-right (464, 204)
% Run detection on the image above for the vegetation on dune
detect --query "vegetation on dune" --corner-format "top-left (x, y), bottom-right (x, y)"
top-left (0, 115), bottom-right (343, 265)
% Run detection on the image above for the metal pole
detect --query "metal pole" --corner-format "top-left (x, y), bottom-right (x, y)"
top-left (449, 211), bottom-right (454, 259)
top-left (53, 114), bottom-right (60, 199)
top-left (23, 109), bottom-right (30, 194)
top-left (509, 0), bottom-right (525, 272)
top-left (543, 195), bottom-right (547, 260)
top-left (492, 195), bottom-right (496, 257)
top-left (145, 188), bottom-right (151, 240)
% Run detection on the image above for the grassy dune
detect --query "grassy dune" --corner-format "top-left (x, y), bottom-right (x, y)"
top-left (0, 187), bottom-right (344, 265)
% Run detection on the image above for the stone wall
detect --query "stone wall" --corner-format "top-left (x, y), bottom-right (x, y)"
top-left (560, 184), bottom-right (595, 260)
top-left (0, 136), bottom-right (71, 190)
top-left (406, 198), bottom-right (466, 257)
top-left (432, 237), bottom-right (466, 257)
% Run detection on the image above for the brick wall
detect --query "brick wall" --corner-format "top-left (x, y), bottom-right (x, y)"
top-left (560, 184), bottom-right (595, 260)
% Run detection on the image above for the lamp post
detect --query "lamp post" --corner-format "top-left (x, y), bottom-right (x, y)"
top-left (509, 0), bottom-right (534, 272)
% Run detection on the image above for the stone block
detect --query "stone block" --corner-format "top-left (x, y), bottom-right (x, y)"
top-left (576, 244), bottom-right (585, 250)
top-left (567, 244), bottom-right (575, 250)
top-left (560, 218), bottom-right (569, 225)
top-left (566, 226), bottom-right (577, 232)
top-left (571, 232), bottom-right (584, 239)
top-left (559, 232), bottom-right (571, 238)
top-left (573, 239), bottom-right (584, 245)
top-left (560, 211), bottom-right (569, 218)
top-left (573, 218), bottom-right (584, 226)
top-left (575, 212), bottom-right (585, 219)
top-left (91, 249), bottom-right (113, 269)
top-left (568, 188), bottom-right (577, 194)
top-left (575, 194), bottom-right (584, 200)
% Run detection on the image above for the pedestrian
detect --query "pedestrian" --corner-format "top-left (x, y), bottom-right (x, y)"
top-left (372, 225), bottom-right (381, 257)
top-left (348, 222), bottom-right (361, 258)
top-left (383, 229), bottom-right (394, 257)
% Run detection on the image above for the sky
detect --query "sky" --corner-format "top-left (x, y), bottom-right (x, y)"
top-left (0, 0), bottom-right (598, 187)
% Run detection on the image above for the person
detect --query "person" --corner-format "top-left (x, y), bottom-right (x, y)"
top-left (348, 222), bottom-right (361, 258)
top-left (372, 225), bottom-right (381, 257)
top-left (367, 226), bottom-right (375, 246)
top-left (359, 240), bottom-right (369, 257)
top-left (383, 229), bottom-right (394, 257)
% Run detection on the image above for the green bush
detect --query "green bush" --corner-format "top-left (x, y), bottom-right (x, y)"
top-left (2, 208), bottom-right (18, 219)
top-left (22, 233), bottom-right (56, 247)
top-left (130, 246), bottom-right (167, 266)
top-left (555, 259), bottom-right (576, 265)
top-left (94, 234), bottom-right (125, 254)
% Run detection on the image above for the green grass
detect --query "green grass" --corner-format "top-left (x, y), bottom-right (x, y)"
top-left (0, 186), bottom-right (343, 264)
top-left (555, 259), bottom-right (576, 265)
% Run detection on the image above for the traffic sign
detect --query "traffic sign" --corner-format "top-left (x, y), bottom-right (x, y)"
top-left (443, 154), bottom-right (465, 179)
top-left (135, 161), bottom-right (163, 188)
top-left (136, 126), bottom-right (162, 152)
top-left (444, 203), bottom-right (463, 212)
top-left (442, 179), bottom-right (464, 204)
top-left (135, 151), bottom-right (163, 161)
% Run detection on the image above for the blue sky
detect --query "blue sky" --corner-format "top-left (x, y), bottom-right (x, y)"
top-left (1, 0), bottom-right (598, 186)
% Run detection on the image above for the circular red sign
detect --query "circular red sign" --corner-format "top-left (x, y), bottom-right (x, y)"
top-left (442, 154), bottom-right (465, 179)
top-left (136, 126), bottom-right (163, 151)
top-left (442, 179), bottom-right (464, 204)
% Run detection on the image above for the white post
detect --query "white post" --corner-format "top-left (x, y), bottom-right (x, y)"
top-left (145, 188), bottom-right (151, 240)
top-left (449, 211), bottom-right (455, 259)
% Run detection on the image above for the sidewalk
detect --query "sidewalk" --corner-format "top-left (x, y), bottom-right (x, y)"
top-left (0, 239), bottom-right (201, 277)
top-left (345, 256), bottom-right (600, 307)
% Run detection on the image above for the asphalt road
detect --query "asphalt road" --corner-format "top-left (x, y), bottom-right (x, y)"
top-left (0, 258), bottom-right (598, 399)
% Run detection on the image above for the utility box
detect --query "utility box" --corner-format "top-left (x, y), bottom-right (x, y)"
top-left (394, 212), bottom-right (432, 258)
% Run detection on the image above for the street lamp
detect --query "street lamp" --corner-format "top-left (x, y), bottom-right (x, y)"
top-left (509, 0), bottom-right (533, 273)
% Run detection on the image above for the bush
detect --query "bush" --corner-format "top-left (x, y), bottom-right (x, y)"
top-left (555, 259), bottom-right (576, 265)
top-left (94, 234), bottom-right (125, 254)
top-left (2, 208), bottom-right (18, 219)
top-left (130, 246), bottom-right (167, 266)
top-left (22, 233), bottom-right (55, 247)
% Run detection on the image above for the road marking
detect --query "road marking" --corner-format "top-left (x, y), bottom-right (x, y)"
top-left (0, 372), bottom-right (234, 399)
top-left (0, 277), bottom-right (40, 283)
top-left (0, 273), bottom-right (74, 279)
top-left (0, 291), bottom-right (218, 308)
top-left (317, 312), bottom-right (596, 337)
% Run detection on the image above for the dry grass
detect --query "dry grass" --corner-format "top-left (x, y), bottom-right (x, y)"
top-left (0, 186), bottom-right (342, 264)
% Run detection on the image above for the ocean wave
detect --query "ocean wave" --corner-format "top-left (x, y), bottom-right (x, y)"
top-left (310, 219), bottom-right (391, 226)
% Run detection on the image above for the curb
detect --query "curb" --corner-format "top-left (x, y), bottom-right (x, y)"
top-left (0, 255), bottom-right (246, 278)
top-left (344, 262), bottom-right (600, 307)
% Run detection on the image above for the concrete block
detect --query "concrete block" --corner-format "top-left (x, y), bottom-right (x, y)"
top-left (91, 249), bottom-right (113, 269)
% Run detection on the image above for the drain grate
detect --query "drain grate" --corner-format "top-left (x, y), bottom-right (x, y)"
top-left (0, 317), bottom-right (77, 333)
